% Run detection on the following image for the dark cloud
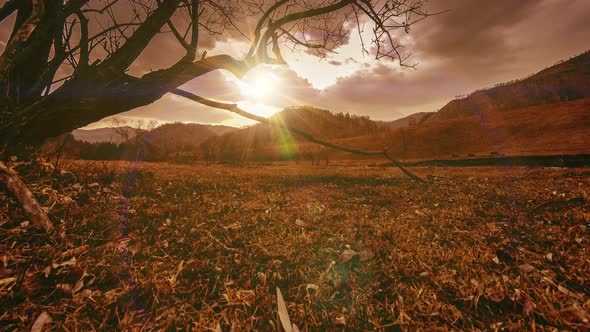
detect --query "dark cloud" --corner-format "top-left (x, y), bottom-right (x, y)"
top-left (415, 0), bottom-right (542, 62)
top-left (410, 0), bottom-right (590, 84)
top-left (275, 0), bottom-right (589, 121)
top-left (312, 64), bottom-right (463, 120)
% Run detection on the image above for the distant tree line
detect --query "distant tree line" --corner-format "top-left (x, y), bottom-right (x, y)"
top-left (39, 108), bottom-right (386, 165)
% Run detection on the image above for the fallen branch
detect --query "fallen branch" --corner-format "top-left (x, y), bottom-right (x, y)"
top-left (0, 162), bottom-right (54, 232)
top-left (170, 88), bottom-right (427, 183)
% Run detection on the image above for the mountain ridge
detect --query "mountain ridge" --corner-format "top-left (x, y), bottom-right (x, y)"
top-left (425, 50), bottom-right (590, 123)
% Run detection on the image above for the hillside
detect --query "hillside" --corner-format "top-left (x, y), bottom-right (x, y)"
top-left (203, 98), bottom-right (589, 164)
top-left (426, 51), bottom-right (590, 123)
top-left (68, 52), bottom-right (590, 163)
top-left (269, 106), bottom-right (379, 138)
top-left (126, 122), bottom-right (236, 160)
top-left (142, 123), bottom-right (234, 149)
top-left (200, 107), bottom-right (385, 162)
top-left (383, 98), bottom-right (590, 160)
top-left (72, 126), bottom-right (138, 143)
top-left (378, 112), bottom-right (433, 129)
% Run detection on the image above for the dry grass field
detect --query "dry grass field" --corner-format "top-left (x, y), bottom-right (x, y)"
top-left (1, 161), bottom-right (589, 330)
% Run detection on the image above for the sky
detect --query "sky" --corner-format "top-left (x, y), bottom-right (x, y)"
top-left (1, 0), bottom-right (589, 129)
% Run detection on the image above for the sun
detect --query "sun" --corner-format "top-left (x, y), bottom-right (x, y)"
top-left (239, 72), bottom-right (280, 99)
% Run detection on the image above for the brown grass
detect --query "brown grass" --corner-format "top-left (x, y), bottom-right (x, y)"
top-left (1, 160), bottom-right (589, 330)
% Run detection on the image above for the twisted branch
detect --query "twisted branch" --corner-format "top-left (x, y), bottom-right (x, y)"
top-left (170, 88), bottom-right (427, 183)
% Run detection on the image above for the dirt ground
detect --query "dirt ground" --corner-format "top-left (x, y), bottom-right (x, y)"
top-left (1, 160), bottom-right (589, 331)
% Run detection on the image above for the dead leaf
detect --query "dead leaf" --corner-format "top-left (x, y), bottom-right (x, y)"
top-left (295, 219), bottom-right (315, 228)
top-left (59, 245), bottom-right (89, 259)
top-left (414, 209), bottom-right (427, 217)
top-left (557, 285), bottom-right (584, 300)
top-left (0, 277), bottom-right (16, 286)
top-left (306, 284), bottom-right (319, 294)
top-left (56, 283), bottom-right (73, 297)
top-left (523, 299), bottom-right (535, 315)
top-left (31, 311), bottom-right (52, 332)
top-left (338, 249), bottom-right (357, 264)
top-left (276, 287), bottom-right (292, 332)
top-left (519, 263), bottom-right (536, 273)
top-left (560, 305), bottom-right (590, 325)
top-left (334, 316), bottom-right (346, 326)
top-left (485, 286), bottom-right (505, 303)
top-left (358, 249), bottom-right (374, 261)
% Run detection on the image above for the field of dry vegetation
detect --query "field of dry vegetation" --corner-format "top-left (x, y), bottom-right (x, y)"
top-left (1, 160), bottom-right (589, 330)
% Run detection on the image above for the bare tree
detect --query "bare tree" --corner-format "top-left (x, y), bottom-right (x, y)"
top-left (0, 0), bottom-right (432, 230)
top-left (0, 0), bottom-right (431, 152)
top-left (110, 117), bottom-right (157, 144)
top-left (200, 137), bottom-right (220, 165)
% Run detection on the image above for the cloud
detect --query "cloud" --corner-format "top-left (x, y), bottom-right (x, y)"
top-left (414, 1), bottom-right (542, 62)
top-left (2, 0), bottom-right (588, 129)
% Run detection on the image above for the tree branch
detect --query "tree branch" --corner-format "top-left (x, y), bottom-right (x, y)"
top-left (247, 0), bottom-right (289, 57)
top-left (0, 0), bottom-right (18, 23)
top-left (63, 0), bottom-right (90, 16)
top-left (0, 0), bottom-right (45, 95)
top-left (256, 0), bottom-right (354, 58)
top-left (0, 162), bottom-right (54, 232)
top-left (76, 10), bottom-right (89, 69)
top-left (170, 88), bottom-right (426, 183)
top-left (98, 0), bottom-right (181, 73)
top-left (189, 0), bottom-right (199, 54)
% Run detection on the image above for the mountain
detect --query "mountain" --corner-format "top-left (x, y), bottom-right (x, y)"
top-left (425, 50), bottom-right (590, 123)
top-left (58, 123), bottom-right (238, 161)
top-left (206, 51), bottom-right (590, 163)
top-left (73, 123), bottom-right (236, 145)
top-left (141, 123), bottom-right (235, 155)
top-left (378, 112), bottom-right (434, 129)
top-left (201, 107), bottom-right (385, 162)
top-left (69, 51), bottom-right (589, 163)
top-left (376, 51), bottom-right (590, 160)
top-left (72, 126), bottom-right (137, 143)
top-left (383, 98), bottom-right (590, 160)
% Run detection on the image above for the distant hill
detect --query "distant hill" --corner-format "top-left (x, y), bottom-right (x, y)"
top-left (201, 106), bottom-right (385, 162)
top-left (53, 123), bottom-right (237, 161)
top-left (72, 126), bottom-right (137, 143)
top-left (383, 98), bottom-right (590, 160)
top-left (378, 112), bottom-right (433, 129)
top-left (425, 50), bottom-right (590, 123)
top-left (269, 106), bottom-right (379, 138)
top-left (140, 123), bottom-right (236, 159)
top-left (68, 51), bottom-right (590, 163)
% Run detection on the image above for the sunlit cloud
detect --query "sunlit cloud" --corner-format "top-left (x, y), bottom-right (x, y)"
top-left (237, 101), bottom-right (281, 118)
